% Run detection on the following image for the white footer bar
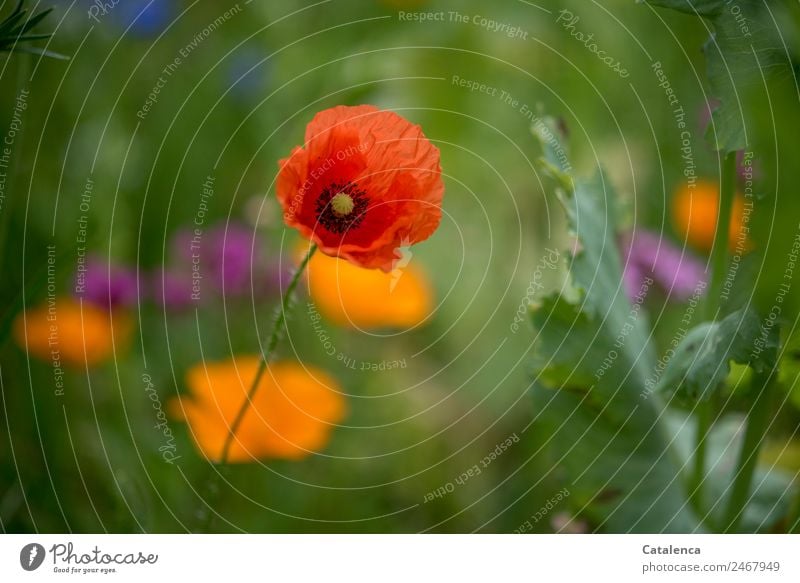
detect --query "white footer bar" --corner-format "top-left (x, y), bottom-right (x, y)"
top-left (1, 534), bottom-right (797, 582)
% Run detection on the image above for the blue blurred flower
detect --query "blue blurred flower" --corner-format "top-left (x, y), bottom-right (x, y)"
top-left (225, 48), bottom-right (271, 102)
top-left (68, 0), bottom-right (174, 37)
top-left (114, 0), bottom-right (173, 37)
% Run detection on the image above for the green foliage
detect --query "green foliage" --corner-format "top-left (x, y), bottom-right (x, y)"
top-left (2, 0), bottom-right (798, 535)
top-left (645, 0), bottom-right (793, 152)
top-left (0, 0), bottom-right (61, 58)
top-left (666, 412), bottom-right (794, 532)
top-left (657, 307), bottom-right (780, 401)
top-left (529, 120), bottom-right (701, 532)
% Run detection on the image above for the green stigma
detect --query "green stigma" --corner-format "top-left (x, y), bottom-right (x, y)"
top-left (330, 192), bottom-right (355, 216)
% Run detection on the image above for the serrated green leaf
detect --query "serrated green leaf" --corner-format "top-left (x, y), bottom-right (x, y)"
top-left (657, 307), bottom-right (779, 401)
top-left (530, 120), bottom-right (574, 194)
top-left (644, 0), bottom-right (792, 152)
top-left (529, 120), bottom-right (701, 532)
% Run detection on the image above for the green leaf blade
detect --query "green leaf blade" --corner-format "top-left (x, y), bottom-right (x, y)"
top-left (529, 119), bottom-right (702, 532)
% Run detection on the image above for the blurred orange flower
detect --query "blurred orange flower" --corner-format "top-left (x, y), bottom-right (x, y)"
top-left (13, 297), bottom-right (131, 367)
top-left (307, 250), bottom-right (433, 329)
top-left (169, 358), bottom-right (345, 462)
top-left (277, 104), bottom-right (444, 271)
top-left (672, 180), bottom-right (747, 252)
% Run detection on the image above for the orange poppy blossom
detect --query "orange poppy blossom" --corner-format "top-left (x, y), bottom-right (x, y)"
top-left (672, 179), bottom-right (748, 253)
top-left (277, 105), bottom-right (444, 271)
top-left (13, 297), bottom-right (132, 367)
top-left (306, 249), bottom-right (433, 328)
top-left (168, 357), bottom-right (346, 462)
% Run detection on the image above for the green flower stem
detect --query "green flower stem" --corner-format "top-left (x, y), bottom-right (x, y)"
top-left (690, 152), bottom-right (738, 517)
top-left (689, 397), bottom-right (713, 513)
top-left (219, 243), bottom-right (317, 464)
top-left (196, 244), bottom-right (316, 532)
top-left (723, 366), bottom-right (774, 532)
top-left (788, 481), bottom-right (800, 533)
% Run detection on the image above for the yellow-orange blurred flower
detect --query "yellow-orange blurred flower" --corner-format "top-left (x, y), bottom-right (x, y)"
top-left (169, 357), bottom-right (345, 462)
top-left (13, 297), bottom-right (131, 367)
top-left (672, 180), bottom-right (747, 252)
top-left (306, 250), bottom-right (433, 328)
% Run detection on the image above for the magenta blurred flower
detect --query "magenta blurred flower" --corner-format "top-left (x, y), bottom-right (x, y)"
top-left (150, 268), bottom-right (195, 309)
top-left (168, 223), bottom-right (278, 301)
top-left (203, 225), bottom-right (264, 296)
top-left (74, 257), bottom-right (139, 308)
top-left (620, 230), bottom-right (706, 301)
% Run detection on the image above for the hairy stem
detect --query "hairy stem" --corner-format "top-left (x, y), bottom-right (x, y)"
top-left (689, 397), bottom-right (713, 514)
top-left (196, 244), bottom-right (316, 532)
top-left (219, 244), bottom-right (317, 464)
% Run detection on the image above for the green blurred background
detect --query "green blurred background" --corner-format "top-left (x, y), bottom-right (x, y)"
top-left (1, 0), bottom-right (798, 533)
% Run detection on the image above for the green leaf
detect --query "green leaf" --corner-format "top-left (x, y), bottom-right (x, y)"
top-left (529, 119), bottom-right (702, 532)
top-left (10, 45), bottom-right (68, 60)
top-left (17, 8), bottom-right (53, 36)
top-left (644, 0), bottom-right (793, 152)
top-left (657, 307), bottom-right (779, 401)
top-left (0, 0), bottom-right (55, 55)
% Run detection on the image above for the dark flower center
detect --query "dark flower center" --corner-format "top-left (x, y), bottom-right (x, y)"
top-left (315, 181), bottom-right (368, 234)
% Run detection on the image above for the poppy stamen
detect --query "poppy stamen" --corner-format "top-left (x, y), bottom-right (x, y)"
top-left (315, 182), bottom-right (368, 234)
top-left (331, 192), bottom-right (355, 216)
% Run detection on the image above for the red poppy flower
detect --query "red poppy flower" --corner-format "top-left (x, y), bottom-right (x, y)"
top-left (277, 105), bottom-right (444, 271)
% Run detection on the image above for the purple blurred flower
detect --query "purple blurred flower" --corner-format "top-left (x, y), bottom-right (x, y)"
top-left (168, 223), bottom-right (278, 300)
top-left (75, 257), bottom-right (139, 308)
top-left (620, 230), bottom-right (707, 302)
top-left (204, 225), bottom-right (264, 295)
top-left (150, 268), bottom-right (195, 309)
